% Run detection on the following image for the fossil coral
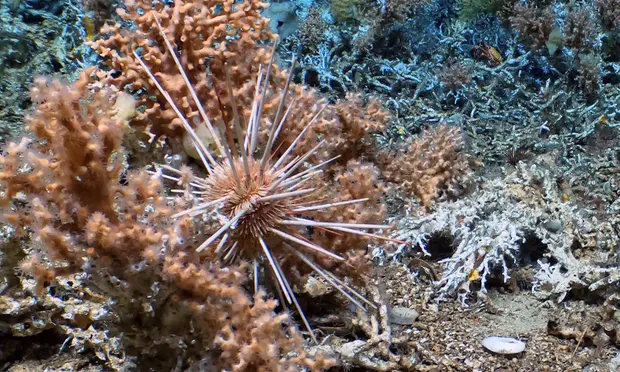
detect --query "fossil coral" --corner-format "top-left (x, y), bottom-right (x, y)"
top-left (137, 18), bottom-right (390, 341)
top-left (393, 161), bottom-right (620, 303)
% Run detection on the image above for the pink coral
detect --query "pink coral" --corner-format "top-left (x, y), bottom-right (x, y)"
top-left (380, 125), bottom-right (472, 208)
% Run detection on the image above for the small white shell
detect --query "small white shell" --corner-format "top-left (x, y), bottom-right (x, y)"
top-left (482, 336), bottom-right (526, 355)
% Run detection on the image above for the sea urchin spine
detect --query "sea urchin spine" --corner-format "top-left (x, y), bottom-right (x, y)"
top-left (134, 12), bottom-right (390, 342)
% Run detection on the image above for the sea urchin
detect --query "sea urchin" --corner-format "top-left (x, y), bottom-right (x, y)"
top-left (134, 14), bottom-right (390, 342)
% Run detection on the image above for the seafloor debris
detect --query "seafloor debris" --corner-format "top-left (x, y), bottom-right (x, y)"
top-left (482, 336), bottom-right (526, 355)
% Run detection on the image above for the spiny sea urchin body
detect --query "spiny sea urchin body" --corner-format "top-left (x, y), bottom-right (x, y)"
top-left (204, 158), bottom-right (292, 253)
top-left (135, 14), bottom-right (389, 341)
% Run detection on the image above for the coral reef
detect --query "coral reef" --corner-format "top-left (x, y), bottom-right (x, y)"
top-left (1, 0), bottom-right (620, 369)
top-left (0, 65), bottom-right (340, 371)
top-left (0, 1), bottom-right (392, 369)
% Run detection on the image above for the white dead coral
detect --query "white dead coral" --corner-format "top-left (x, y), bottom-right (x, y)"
top-left (393, 161), bottom-right (620, 302)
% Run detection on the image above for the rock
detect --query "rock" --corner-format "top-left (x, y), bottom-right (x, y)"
top-left (543, 219), bottom-right (562, 233)
top-left (482, 336), bottom-right (526, 355)
top-left (304, 276), bottom-right (330, 297)
top-left (262, 2), bottom-right (299, 41)
top-left (339, 340), bottom-right (366, 359)
top-left (389, 306), bottom-right (419, 325)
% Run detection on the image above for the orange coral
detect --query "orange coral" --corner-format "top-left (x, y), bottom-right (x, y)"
top-left (332, 94), bottom-right (390, 162)
top-left (308, 160), bottom-right (388, 278)
top-left (163, 252), bottom-right (334, 371)
top-left (0, 73), bottom-right (334, 370)
top-left (127, 23), bottom-right (393, 339)
top-left (0, 1), bottom-right (396, 368)
top-left (380, 125), bottom-right (472, 208)
top-left (90, 1), bottom-right (389, 169)
top-left (254, 90), bottom-right (389, 167)
top-left (0, 71), bottom-right (170, 277)
top-left (90, 0), bottom-right (277, 140)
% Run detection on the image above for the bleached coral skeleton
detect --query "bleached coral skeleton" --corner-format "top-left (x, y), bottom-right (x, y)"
top-left (393, 161), bottom-right (620, 303)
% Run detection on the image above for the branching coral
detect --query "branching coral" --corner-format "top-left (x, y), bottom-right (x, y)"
top-left (456, 0), bottom-right (508, 20)
top-left (135, 21), bottom-right (391, 341)
top-left (249, 87), bottom-right (389, 169)
top-left (162, 252), bottom-right (333, 371)
top-left (383, 0), bottom-right (431, 20)
top-left (90, 0), bottom-right (277, 140)
top-left (379, 125), bottom-right (472, 208)
top-left (509, 2), bottom-right (556, 51)
top-left (0, 69), bottom-right (169, 286)
top-left (332, 94), bottom-right (391, 163)
top-left (439, 61), bottom-right (474, 93)
top-left (308, 160), bottom-right (388, 278)
top-left (0, 70), bottom-right (336, 372)
top-left (297, 7), bottom-right (329, 52)
top-left (0, 1), bottom-right (398, 369)
top-left (563, 5), bottom-right (600, 51)
top-left (91, 0), bottom-right (389, 168)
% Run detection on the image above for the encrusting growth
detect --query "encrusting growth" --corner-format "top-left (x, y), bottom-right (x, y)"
top-left (137, 15), bottom-right (391, 342)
